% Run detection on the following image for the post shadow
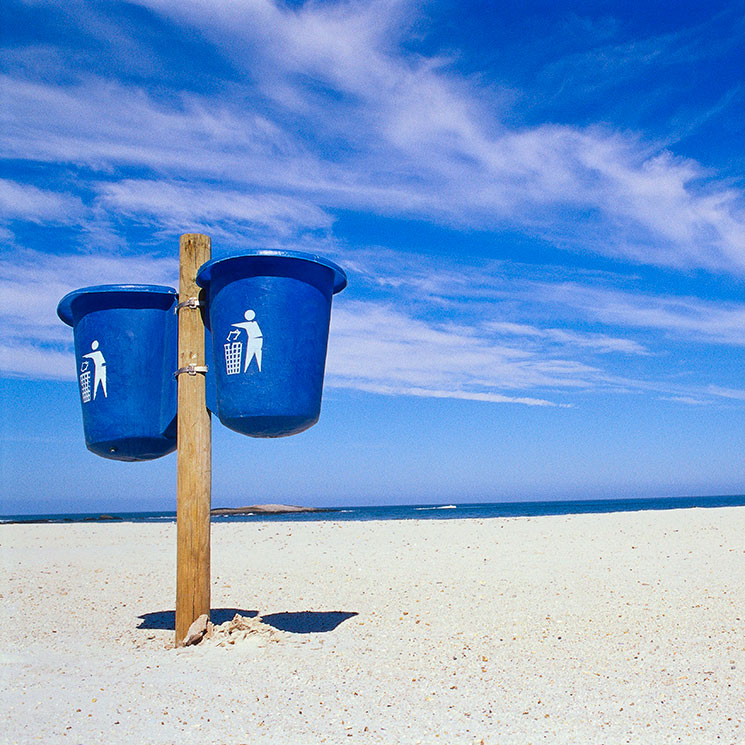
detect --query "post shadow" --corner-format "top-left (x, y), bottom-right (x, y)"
top-left (138, 609), bottom-right (358, 634)
top-left (260, 611), bottom-right (358, 633)
top-left (137, 608), bottom-right (258, 630)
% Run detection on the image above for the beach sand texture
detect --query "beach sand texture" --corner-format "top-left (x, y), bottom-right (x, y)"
top-left (1, 507), bottom-right (744, 744)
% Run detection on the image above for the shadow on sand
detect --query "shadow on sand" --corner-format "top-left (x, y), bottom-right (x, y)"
top-left (137, 609), bottom-right (358, 634)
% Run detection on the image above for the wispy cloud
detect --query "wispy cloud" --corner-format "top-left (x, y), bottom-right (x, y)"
top-left (326, 300), bottom-right (602, 405)
top-left (0, 248), bottom-right (176, 379)
top-left (97, 179), bottom-right (333, 238)
top-left (536, 6), bottom-right (745, 102)
top-left (321, 248), bottom-right (745, 405)
top-left (659, 395), bottom-right (712, 406)
top-left (529, 281), bottom-right (745, 347)
top-left (5, 236), bottom-right (745, 408)
top-left (344, 246), bottom-right (745, 349)
top-left (0, 74), bottom-right (305, 178)
top-left (4, 0), bottom-right (745, 409)
top-left (0, 179), bottom-right (85, 223)
top-left (486, 321), bottom-right (648, 355)
top-left (3, 1), bottom-right (745, 275)
top-left (706, 385), bottom-right (745, 402)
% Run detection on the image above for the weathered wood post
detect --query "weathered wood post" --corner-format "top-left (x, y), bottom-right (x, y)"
top-left (175, 233), bottom-right (212, 644)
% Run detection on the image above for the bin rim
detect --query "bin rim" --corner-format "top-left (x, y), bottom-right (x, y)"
top-left (196, 250), bottom-right (347, 294)
top-left (57, 284), bottom-right (177, 326)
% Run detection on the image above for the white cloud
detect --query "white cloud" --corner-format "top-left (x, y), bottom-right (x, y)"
top-left (4, 2), bottom-right (745, 275)
top-left (0, 342), bottom-right (72, 381)
top-left (97, 179), bottom-right (333, 237)
top-left (0, 178), bottom-right (85, 223)
top-left (4, 1), bottom-right (745, 409)
top-left (660, 395), bottom-right (712, 406)
top-left (486, 321), bottom-right (648, 355)
top-left (316, 248), bottom-right (745, 405)
top-left (334, 381), bottom-right (561, 407)
top-left (4, 238), bottom-right (745, 408)
top-left (529, 281), bottom-right (745, 346)
top-left (326, 300), bottom-right (603, 405)
top-left (126, 0), bottom-right (745, 273)
top-left (345, 246), bottom-right (745, 349)
top-left (0, 74), bottom-right (304, 177)
top-left (0, 248), bottom-right (177, 380)
top-left (707, 385), bottom-right (745, 402)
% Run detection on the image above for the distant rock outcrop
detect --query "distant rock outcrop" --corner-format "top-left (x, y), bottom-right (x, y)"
top-left (210, 504), bottom-right (326, 516)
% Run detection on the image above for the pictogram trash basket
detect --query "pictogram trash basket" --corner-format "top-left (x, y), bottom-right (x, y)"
top-left (57, 284), bottom-right (178, 461)
top-left (196, 250), bottom-right (347, 437)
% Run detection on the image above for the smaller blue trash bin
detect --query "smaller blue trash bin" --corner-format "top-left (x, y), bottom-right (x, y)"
top-left (196, 250), bottom-right (346, 437)
top-left (57, 284), bottom-right (178, 461)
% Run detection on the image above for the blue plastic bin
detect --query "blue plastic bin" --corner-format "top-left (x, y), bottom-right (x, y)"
top-left (196, 250), bottom-right (346, 437)
top-left (57, 284), bottom-right (178, 461)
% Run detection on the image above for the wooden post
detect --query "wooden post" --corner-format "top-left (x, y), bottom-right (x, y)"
top-left (175, 233), bottom-right (212, 645)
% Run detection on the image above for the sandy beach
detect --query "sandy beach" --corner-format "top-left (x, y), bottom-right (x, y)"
top-left (1, 507), bottom-right (744, 744)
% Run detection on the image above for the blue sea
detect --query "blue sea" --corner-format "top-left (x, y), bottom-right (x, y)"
top-left (3, 494), bottom-right (745, 524)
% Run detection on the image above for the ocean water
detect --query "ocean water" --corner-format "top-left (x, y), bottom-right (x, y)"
top-left (3, 494), bottom-right (745, 524)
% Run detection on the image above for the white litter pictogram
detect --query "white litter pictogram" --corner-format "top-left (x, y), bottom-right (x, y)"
top-left (226, 310), bottom-right (263, 374)
top-left (80, 340), bottom-right (107, 402)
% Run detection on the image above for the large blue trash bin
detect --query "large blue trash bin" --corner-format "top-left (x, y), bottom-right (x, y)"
top-left (196, 250), bottom-right (346, 437)
top-left (57, 284), bottom-right (178, 461)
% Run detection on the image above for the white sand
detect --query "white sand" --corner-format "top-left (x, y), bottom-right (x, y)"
top-left (1, 508), bottom-right (744, 744)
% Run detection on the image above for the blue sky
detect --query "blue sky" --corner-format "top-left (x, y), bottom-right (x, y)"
top-left (2, 0), bottom-right (745, 513)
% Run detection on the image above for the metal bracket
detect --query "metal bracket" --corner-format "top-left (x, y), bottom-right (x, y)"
top-left (174, 364), bottom-right (209, 378)
top-left (175, 297), bottom-right (204, 313)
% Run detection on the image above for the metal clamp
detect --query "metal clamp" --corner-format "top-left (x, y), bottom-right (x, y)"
top-left (175, 297), bottom-right (204, 313)
top-left (174, 364), bottom-right (209, 378)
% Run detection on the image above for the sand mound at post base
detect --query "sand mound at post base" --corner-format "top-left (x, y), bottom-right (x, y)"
top-left (206, 613), bottom-right (282, 647)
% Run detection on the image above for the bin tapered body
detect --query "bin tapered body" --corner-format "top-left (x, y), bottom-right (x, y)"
top-left (176, 234), bottom-right (212, 644)
top-left (56, 285), bottom-right (178, 461)
top-left (196, 251), bottom-right (346, 437)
